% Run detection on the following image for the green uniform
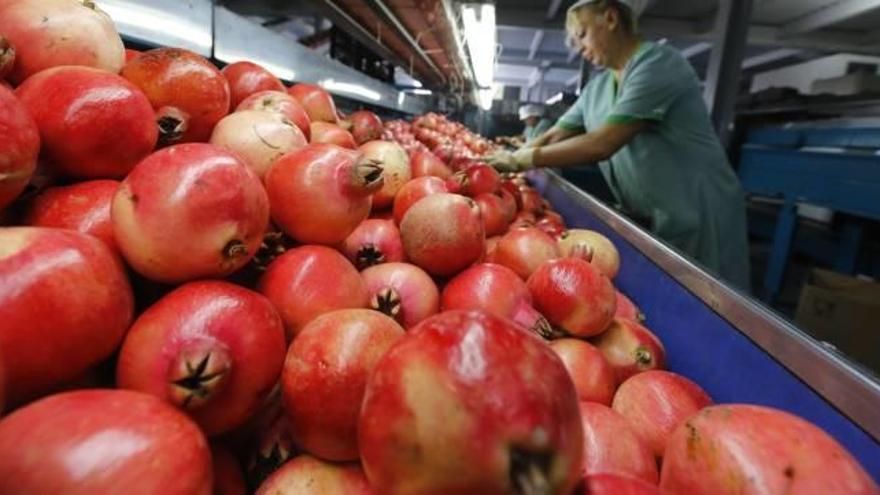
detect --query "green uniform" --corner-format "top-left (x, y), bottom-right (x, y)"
top-left (523, 118), bottom-right (554, 145)
top-left (556, 42), bottom-right (750, 290)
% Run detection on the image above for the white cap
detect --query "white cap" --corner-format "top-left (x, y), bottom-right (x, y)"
top-left (518, 104), bottom-right (543, 121)
top-left (567, 0), bottom-right (650, 19)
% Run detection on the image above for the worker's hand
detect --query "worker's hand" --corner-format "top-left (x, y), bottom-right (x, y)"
top-left (487, 148), bottom-right (537, 173)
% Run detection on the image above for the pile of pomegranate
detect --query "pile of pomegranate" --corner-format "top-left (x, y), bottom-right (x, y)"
top-left (0, 1), bottom-right (877, 494)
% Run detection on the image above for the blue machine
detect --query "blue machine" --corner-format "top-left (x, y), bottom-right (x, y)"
top-left (533, 171), bottom-right (880, 481)
top-left (738, 120), bottom-right (880, 302)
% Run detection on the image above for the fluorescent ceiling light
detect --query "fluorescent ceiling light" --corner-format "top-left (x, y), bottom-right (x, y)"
top-left (478, 87), bottom-right (494, 111)
top-left (100, 2), bottom-right (212, 53)
top-left (461, 3), bottom-right (497, 89)
top-left (545, 92), bottom-right (564, 105)
top-left (319, 79), bottom-right (382, 102)
top-left (406, 88), bottom-right (433, 95)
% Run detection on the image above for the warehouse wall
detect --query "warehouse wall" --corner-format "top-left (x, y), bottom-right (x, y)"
top-left (751, 54), bottom-right (880, 94)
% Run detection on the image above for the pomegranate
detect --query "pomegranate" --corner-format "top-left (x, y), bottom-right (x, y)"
top-left (282, 309), bottom-right (404, 461)
top-left (578, 402), bottom-right (658, 484)
top-left (612, 370), bottom-right (713, 459)
top-left (498, 188), bottom-right (518, 222)
top-left (360, 140), bottom-right (411, 209)
top-left (361, 262), bottom-right (440, 329)
top-left (0, 36), bottom-right (14, 81)
top-left (399, 193), bottom-right (485, 276)
top-left (117, 281), bottom-right (286, 435)
top-left (559, 229), bottom-right (621, 279)
top-left (493, 227), bottom-right (560, 280)
top-left (349, 110), bottom-right (384, 144)
top-left (259, 245), bottom-right (369, 338)
top-left (537, 217), bottom-right (566, 239)
top-left (25, 179), bottom-right (119, 253)
top-left (550, 339), bottom-right (618, 406)
top-left (265, 144), bottom-right (382, 245)
top-left (391, 176), bottom-right (449, 225)
top-left (527, 258), bottom-right (616, 337)
top-left (660, 405), bottom-right (879, 495)
top-left (360, 310), bottom-right (583, 494)
top-left (310, 121), bottom-right (357, 149)
top-left (0, 389), bottom-right (211, 494)
top-left (243, 399), bottom-right (299, 490)
top-left (476, 192), bottom-right (512, 237)
top-left (256, 456), bottom-right (374, 495)
top-left (615, 290), bottom-right (645, 322)
top-left (289, 83), bottom-right (338, 123)
top-left (213, 443), bottom-right (247, 495)
top-left (485, 235), bottom-right (501, 259)
top-left (341, 219), bottom-right (405, 270)
top-left (0, 0), bottom-right (124, 85)
top-left (237, 90), bottom-right (311, 139)
top-left (122, 47), bottom-right (231, 145)
top-left (125, 48), bottom-right (140, 62)
top-left (501, 179), bottom-right (523, 210)
top-left (0, 227), bottom-right (133, 404)
top-left (112, 143), bottom-right (269, 283)
top-left (455, 163), bottom-right (501, 197)
top-left (592, 318), bottom-right (666, 383)
top-left (521, 187), bottom-right (544, 214)
top-left (410, 150), bottom-right (452, 178)
top-left (579, 474), bottom-right (663, 495)
top-left (0, 85), bottom-right (39, 211)
top-left (222, 61), bottom-right (285, 109)
top-left (16, 66), bottom-right (157, 179)
top-left (210, 110), bottom-right (307, 180)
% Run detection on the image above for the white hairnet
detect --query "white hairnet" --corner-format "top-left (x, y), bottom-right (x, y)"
top-left (567, 0), bottom-right (649, 18)
top-left (518, 104), bottom-right (544, 121)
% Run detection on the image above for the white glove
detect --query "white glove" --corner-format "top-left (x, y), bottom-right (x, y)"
top-left (487, 147), bottom-right (537, 173)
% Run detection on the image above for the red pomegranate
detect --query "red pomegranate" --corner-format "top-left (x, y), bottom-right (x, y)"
top-left (265, 144), bottom-right (382, 245)
top-left (578, 402), bottom-right (658, 484)
top-left (550, 339), bottom-right (618, 406)
top-left (125, 48), bottom-right (140, 62)
top-left (0, 227), bottom-right (133, 405)
top-left (210, 110), bottom-right (307, 180)
top-left (256, 456), bottom-right (374, 495)
top-left (341, 219), bottom-right (405, 270)
top-left (475, 192), bottom-right (512, 237)
top-left (242, 399), bottom-right (298, 490)
top-left (537, 217), bottom-right (567, 239)
top-left (0, 0), bottom-right (125, 85)
top-left (360, 140), bottom-right (411, 209)
top-left (282, 309), bottom-right (404, 461)
top-left (0, 85), bottom-right (39, 211)
top-left (528, 257), bottom-right (616, 337)
top-left (25, 179), bottom-right (119, 253)
top-left (122, 47), bottom-right (231, 144)
top-left (580, 474), bottom-right (663, 495)
top-left (309, 121), bottom-right (355, 149)
top-left (112, 143), bottom-right (269, 283)
top-left (0, 36), bottom-right (14, 81)
top-left (399, 193), bottom-right (485, 276)
top-left (410, 149), bottom-right (453, 178)
top-left (117, 281), bottom-right (286, 435)
top-left (360, 310), bottom-right (583, 494)
top-left (485, 235), bottom-right (501, 259)
top-left (259, 245), bottom-right (369, 338)
top-left (615, 290), bottom-right (645, 322)
top-left (213, 443), bottom-right (247, 495)
top-left (391, 176), bottom-right (449, 225)
top-left (500, 179), bottom-right (523, 210)
top-left (661, 405), bottom-right (879, 495)
top-left (0, 389), bottom-right (211, 494)
top-left (349, 110), bottom-right (384, 144)
top-left (16, 66), bottom-right (157, 179)
top-left (237, 90), bottom-right (311, 139)
top-left (559, 229), bottom-right (621, 279)
top-left (497, 188), bottom-right (518, 222)
top-left (289, 83), bottom-right (338, 123)
top-left (493, 227), bottom-right (561, 280)
top-left (361, 262), bottom-right (440, 329)
top-left (592, 318), bottom-right (666, 383)
top-left (222, 61), bottom-right (285, 109)
top-left (454, 163), bottom-right (501, 197)
top-left (612, 370), bottom-right (713, 459)
top-left (521, 187), bottom-right (545, 214)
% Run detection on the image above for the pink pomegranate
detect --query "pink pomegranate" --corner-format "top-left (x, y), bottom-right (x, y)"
top-left (0, 85), bottom-right (39, 211)
top-left (117, 281), bottom-right (286, 435)
top-left (410, 150), bottom-right (453, 178)
top-left (493, 227), bottom-right (561, 280)
top-left (615, 290), bottom-right (645, 322)
top-left (210, 110), bottom-right (307, 179)
top-left (289, 83), bottom-right (338, 123)
top-left (310, 121), bottom-right (356, 149)
top-left (661, 405), bottom-right (879, 495)
top-left (256, 456), bottom-right (374, 495)
top-left (528, 257), bottom-right (616, 337)
top-left (580, 474), bottom-right (663, 495)
top-left (222, 61), bottom-right (285, 109)
top-left (392, 176), bottom-right (449, 225)
top-left (592, 318), bottom-right (666, 383)
top-left (455, 163), bottom-right (501, 197)
top-left (282, 309), bottom-right (404, 461)
top-left (361, 262), bottom-right (440, 329)
top-left (0, 36), bottom-right (14, 81)
top-left (475, 191), bottom-right (512, 237)
top-left (360, 140), bottom-right (411, 209)
top-left (550, 339), bottom-right (618, 406)
top-left (213, 443), bottom-right (247, 495)
top-left (0, 0), bottom-right (125, 85)
top-left (349, 110), bottom-right (384, 144)
top-left (259, 245), bottom-right (369, 338)
top-left (612, 370), bottom-right (713, 459)
top-left (0, 389), bottom-right (211, 494)
top-left (341, 219), bottom-right (405, 270)
top-left (559, 229), bottom-right (621, 279)
top-left (25, 179), bottom-right (119, 253)
top-left (359, 310), bottom-right (584, 495)
top-left (112, 143), bottom-right (269, 283)
top-left (237, 90), bottom-right (311, 139)
top-left (578, 402), bottom-right (658, 484)
top-left (0, 227), bottom-right (133, 405)
top-left (399, 193), bottom-right (485, 276)
top-left (122, 47), bottom-right (231, 144)
top-left (265, 144), bottom-right (382, 245)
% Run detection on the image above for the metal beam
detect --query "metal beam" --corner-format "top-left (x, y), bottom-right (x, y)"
top-left (782, 0), bottom-right (880, 36)
top-left (362, 0), bottom-right (446, 83)
top-left (742, 48), bottom-right (803, 69)
top-left (546, 0), bottom-right (564, 20)
top-left (528, 30), bottom-right (546, 60)
top-left (681, 41), bottom-right (713, 59)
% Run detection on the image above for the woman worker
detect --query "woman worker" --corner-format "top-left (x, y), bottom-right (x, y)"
top-left (490, 0), bottom-right (751, 290)
top-left (496, 104), bottom-right (554, 147)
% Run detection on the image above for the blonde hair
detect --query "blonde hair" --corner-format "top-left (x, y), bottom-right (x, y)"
top-left (565, 0), bottom-right (637, 49)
